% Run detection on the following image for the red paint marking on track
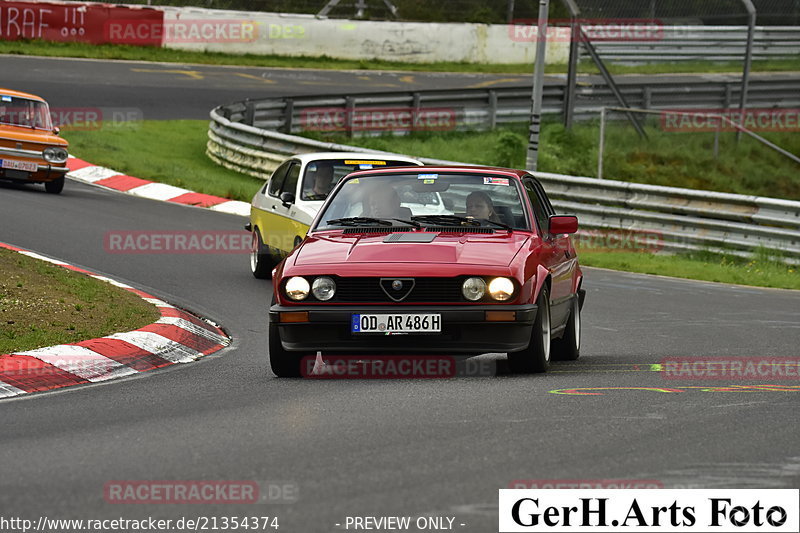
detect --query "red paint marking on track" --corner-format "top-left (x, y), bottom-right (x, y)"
top-left (0, 354), bottom-right (87, 393)
top-left (66, 158), bottom-right (93, 172)
top-left (75, 338), bottom-right (172, 372)
top-left (138, 324), bottom-right (223, 355)
top-left (94, 174), bottom-right (153, 192)
top-left (168, 192), bottom-right (229, 208)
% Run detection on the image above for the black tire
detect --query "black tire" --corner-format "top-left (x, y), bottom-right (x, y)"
top-left (44, 177), bottom-right (64, 194)
top-left (249, 228), bottom-right (273, 279)
top-left (508, 285), bottom-right (551, 374)
top-left (551, 295), bottom-right (581, 361)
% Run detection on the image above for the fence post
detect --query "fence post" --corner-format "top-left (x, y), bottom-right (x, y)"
top-left (345, 96), bottom-right (355, 137)
top-left (597, 107), bottom-right (606, 179)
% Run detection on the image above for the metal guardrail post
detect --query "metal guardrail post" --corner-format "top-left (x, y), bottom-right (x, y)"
top-left (244, 99), bottom-right (255, 126)
top-left (345, 96), bottom-right (355, 137)
top-left (488, 90), bottom-right (498, 130)
top-left (737, 0), bottom-right (757, 144)
top-left (283, 99), bottom-right (294, 134)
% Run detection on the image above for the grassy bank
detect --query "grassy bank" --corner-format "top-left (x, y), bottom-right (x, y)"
top-left (0, 247), bottom-right (160, 353)
top-left (63, 120), bottom-right (263, 201)
top-left (3, 39), bottom-right (800, 75)
top-left (577, 248), bottom-right (798, 290)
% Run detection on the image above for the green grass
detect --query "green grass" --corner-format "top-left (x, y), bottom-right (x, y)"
top-left (306, 121), bottom-right (800, 200)
top-left (0, 247), bottom-right (160, 353)
top-left (63, 120), bottom-right (263, 201)
top-left (578, 248), bottom-right (799, 290)
top-left (3, 39), bottom-right (799, 75)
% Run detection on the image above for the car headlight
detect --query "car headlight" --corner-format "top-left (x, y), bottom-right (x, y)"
top-left (488, 277), bottom-right (515, 301)
top-left (312, 276), bottom-right (336, 301)
top-left (43, 147), bottom-right (68, 164)
top-left (285, 276), bottom-right (310, 301)
top-left (462, 277), bottom-right (486, 301)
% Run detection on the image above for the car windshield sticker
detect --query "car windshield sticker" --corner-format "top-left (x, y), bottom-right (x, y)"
top-left (484, 177), bottom-right (509, 186)
top-left (344, 160), bottom-right (387, 166)
top-left (350, 178), bottom-right (359, 184)
top-left (423, 179), bottom-right (436, 184)
top-left (418, 173), bottom-right (438, 180)
top-left (1, 96), bottom-right (11, 102)
top-left (358, 164), bottom-right (373, 169)
top-left (308, 163), bottom-right (317, 171)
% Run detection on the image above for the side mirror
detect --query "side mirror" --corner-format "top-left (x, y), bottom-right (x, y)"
top-left (548, 215), bottom-right (578, 235)
top-left (280, 191), bottom-right (295, 207)
top-left (53, 126), bottom-right (60, 136)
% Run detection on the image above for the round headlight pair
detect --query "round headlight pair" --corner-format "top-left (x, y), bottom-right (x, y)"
top-left (43, 146), bottom-right (69, 164)
top-left (461, 277), bottom-right (515, 302)
top-left (285, 276), bottom-right (336, 301)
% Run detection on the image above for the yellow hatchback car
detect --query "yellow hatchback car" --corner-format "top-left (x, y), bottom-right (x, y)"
top-left (0, 89), bottom-right (69, 194)
top-left (247, 152), bottom-right (422, 278)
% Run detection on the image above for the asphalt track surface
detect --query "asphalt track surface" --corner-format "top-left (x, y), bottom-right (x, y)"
top-left (2, 56), bottom-right (800, 531)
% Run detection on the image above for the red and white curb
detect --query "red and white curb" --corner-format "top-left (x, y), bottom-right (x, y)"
top-left (0, 242), bottom-right (231, 399)
top-left (66, 157), bottom-right (250, 217)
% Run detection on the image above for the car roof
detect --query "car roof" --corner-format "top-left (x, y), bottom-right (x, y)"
top-left (0, 88), bottom-right (46, 102)
top-left (291, 152), bottom-right (422, 164)
top-left (343, 165), bottom-right (529, 179)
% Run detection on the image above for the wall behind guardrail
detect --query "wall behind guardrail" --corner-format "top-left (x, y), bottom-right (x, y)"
top-left (208, 97), bottom-right (800, 263)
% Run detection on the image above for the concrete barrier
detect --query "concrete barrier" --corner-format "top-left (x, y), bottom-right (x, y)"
top-left (159, 7), bottom-right (570, 64)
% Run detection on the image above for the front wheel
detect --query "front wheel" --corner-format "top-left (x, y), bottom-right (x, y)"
top-left (44, 177), bottom-right (64, 194)
top-left (250, 228), bottom-right (273, 279)
top-left (508, 285), bottom-right (551, 374)
top-left (551, 295), bottom-right (581, 361)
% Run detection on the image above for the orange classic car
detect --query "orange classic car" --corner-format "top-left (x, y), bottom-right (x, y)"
top-left (0, 89), bottom-right (69, 194)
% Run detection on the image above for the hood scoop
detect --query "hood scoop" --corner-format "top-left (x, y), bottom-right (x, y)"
top-left (383, 232), bottom-right (438, 243)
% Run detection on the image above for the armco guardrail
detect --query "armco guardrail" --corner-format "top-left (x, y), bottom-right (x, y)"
top-left (208, 96), bottom-right (800, 263)
top-left (588, 26), bottom-right (800, 63)
top-left (212, 73), bottom-right (800, 137)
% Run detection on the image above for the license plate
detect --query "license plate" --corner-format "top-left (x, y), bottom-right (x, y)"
top-left (352, 314), bottom-right (441, 334)
top-left (1, 159), bottom-right (37, 172)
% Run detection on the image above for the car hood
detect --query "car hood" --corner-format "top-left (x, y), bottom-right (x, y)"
top-left (295, 231), bottom-right (530, 266)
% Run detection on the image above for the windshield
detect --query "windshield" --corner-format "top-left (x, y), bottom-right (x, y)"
top-left (0, 95), bottom-right (53, 130)
top-left (300, 158), bottom-right (418, 201)
top-left (315, 172), bottom-right (530, 231)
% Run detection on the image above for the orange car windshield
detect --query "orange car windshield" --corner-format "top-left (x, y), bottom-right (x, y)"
top-left (0, 95), bottom-right (53, 130)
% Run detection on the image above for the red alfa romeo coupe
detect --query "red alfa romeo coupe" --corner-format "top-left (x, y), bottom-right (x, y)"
top-left (268, 165), bottom-right (585, 377)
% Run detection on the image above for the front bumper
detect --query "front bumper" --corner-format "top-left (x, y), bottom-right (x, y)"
top-left (0, 164), bottom-right (69, 183)
top-left (269, 303), bottom-right (538, 354)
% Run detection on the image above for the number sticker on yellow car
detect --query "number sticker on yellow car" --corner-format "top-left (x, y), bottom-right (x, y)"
top-left (352, 314), bottom-right (441, 334)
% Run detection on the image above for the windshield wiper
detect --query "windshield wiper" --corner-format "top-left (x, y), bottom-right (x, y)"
top-left (326, 217), bottom-right (394, 227)
top-left (410, 215), bottom-right (480, 227)
top-left (390, 218), bottom-right (422, 228)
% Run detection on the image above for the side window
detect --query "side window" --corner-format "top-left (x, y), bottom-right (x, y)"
top-left (267, 161), bottom-right (292, 197)
top-left (281, 162), bottom-right (301, 196)
top-left (524, 179), bottom-right (550, 235)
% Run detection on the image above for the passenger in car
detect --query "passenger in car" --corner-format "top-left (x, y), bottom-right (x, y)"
top-left (466, 191), bottom-right (501, 223)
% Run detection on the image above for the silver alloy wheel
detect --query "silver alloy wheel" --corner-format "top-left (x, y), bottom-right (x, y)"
top-left (249, 232), bottom-right (259, 273)
top-left (542, 296), bottom-right (551, 363)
